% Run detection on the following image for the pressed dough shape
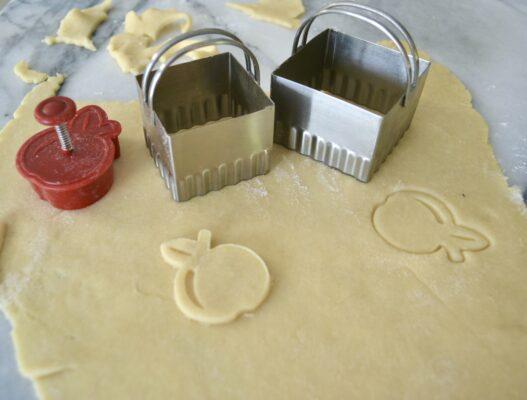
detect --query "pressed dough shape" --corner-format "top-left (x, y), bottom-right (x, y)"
top-left (44, 0), bottom-right (112, 51)
top-left (161, 229), bottom-right (270, 324)
top-left (227, 0), bottom-right (305, 29)
top-left (1, 57), bottom-right (527, 399)
top-left (13, 61), bottom-right (48, 85)
top-left (107, 8), bottom-right (218, 75)
top-left (372, 190), bottom-right (490, 262)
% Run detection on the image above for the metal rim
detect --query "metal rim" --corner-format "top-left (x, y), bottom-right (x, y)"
top-left (300, 2), bottom-right (419, 87)
top-left (147, 38), bottom-right (260, 108)
top-left (292, 3), bottom-right (419, 106)
top-left (141, 28), bottom-right (255, 106)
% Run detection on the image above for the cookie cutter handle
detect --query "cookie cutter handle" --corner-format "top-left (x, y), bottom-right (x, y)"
top-left (147, 37), bottom-right (260, 113)
top-left (142, 29), bottom-right (257, 109)
top-left (298, 2), bottom-right (419, 88)
top-left (292, 2), bottom-right (419, 106)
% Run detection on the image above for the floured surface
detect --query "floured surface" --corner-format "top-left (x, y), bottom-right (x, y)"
top-left (227, 0), bottom-right (305, 28)
top-left (0, 59), bottom-right (526, 400)
top-left (44, 0), bottom-right (112, 51)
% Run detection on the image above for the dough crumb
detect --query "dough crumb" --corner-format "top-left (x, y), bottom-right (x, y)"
top-left (108, 8), bottom-right (217, 75)
top-left (44, 0), bottom-right (112, 51)
top-left (13, 61), bottom-right (48, 84)
top-left (227, 0), bottom-right (305, 29)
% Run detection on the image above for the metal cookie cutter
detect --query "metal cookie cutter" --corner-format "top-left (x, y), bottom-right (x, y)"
top-left (136, 28), bottom-right (274, 201)
top-left (271, 2), bottom-right (431, 182)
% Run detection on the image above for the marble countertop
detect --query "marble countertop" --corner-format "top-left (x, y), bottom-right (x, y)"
top-left (1, 0), bottom-right (526, 398)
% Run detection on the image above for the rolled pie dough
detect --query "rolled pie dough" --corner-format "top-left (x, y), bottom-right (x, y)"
top-left (13, 74), bottom-right (65, 120)
top-left (107, 8), bottom-right (218, 75)
top-left (0, 56), bottom-right (526, 399)
top-left (0, 222), bottom-right (5, 253)
top-left (227, 0), bottom-right (305, 29)
top-left (44, 0), bottom-right (112, 51)
top-left (13, 61), bottom-right (48, 84)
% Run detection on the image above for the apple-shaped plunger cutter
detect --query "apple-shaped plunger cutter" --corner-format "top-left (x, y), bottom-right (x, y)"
top-left (15, 96), bottom-right (122, 210)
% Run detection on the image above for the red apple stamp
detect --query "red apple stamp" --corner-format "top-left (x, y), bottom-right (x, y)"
top-left (16, 96), bottom-right (122, 210)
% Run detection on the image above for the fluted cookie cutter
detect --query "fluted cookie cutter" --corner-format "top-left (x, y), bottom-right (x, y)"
top-left (136, 28), bottom-right (275, 201)
top-left (271, 2), bottom-right (431, 182)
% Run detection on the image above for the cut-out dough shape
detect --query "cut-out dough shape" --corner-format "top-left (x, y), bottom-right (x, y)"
top-left (13, 61), bottom-right (48, 84)
top-left (161, 229), bottom-right (270, 325)
top-left (107, 34), bottom-right (218, 75)
top-left (372, 190), bottom-right (490, 262)
top-left (124, 8), bottom-right (191, 40)
top-left (227, 0), bottom-right (305, 29)
top-left (108, 8), bottom-right (217, 74)
top-left (44, 0), bottom-right (112, 51)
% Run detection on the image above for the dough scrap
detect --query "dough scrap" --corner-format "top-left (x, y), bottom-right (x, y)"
top-left (161, 229), bottom-right (270, 324)
top-left (13, 61), bottom-right (48, 84)
top-left (108, 8), bottom-right (218, 75)
top-left (227, 0), bottom-right (305, 29)
top-left (0, 56), bottom-right (526, 399)
top-left (107, 33), bottom-right (218, 75)
top-left (124, 8), bottom-right (191, 40)
top-left (44, 0), bottom-right (112, 51)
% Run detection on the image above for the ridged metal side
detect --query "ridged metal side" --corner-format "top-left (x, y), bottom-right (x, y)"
top-left (309, 68), bottom-right (400, 114)
top-left (175, 149), bottom-right (270, 201)
top-left (148, 142), bottom-right (270, 201)
top-left (280, 124), bottom-right (371, 182)
top-left (159, 92), bottom-right (248, 133)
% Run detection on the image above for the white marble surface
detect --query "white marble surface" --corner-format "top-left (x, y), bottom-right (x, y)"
top-left (0, 0), bottom-right (526, 398)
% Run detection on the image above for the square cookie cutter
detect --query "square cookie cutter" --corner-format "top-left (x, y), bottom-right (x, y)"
top-left (271, 2), bottom-right (431, 182)
top-left (136, 29), bottom-right (275, 201)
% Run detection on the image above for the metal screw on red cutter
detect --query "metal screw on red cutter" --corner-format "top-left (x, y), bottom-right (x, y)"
top-left (16, 96), bottom-right (122, 210)
top-left (34, 96), bottom-right (76, 152)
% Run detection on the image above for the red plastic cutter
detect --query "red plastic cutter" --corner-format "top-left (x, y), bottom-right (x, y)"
top-left (16, 96), bottom-right (122, 210)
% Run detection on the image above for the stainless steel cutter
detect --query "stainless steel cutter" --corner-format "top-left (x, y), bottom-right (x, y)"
top-left (136, 29), bottom-right (275, 201)
top-left (271, 2), bottom-right (431, 182)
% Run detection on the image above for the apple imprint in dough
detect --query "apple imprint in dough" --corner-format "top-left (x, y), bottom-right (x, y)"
top-left (373, 190), bottom-right (490, 262)
top-left (161, 230), bottom-right (270, 325)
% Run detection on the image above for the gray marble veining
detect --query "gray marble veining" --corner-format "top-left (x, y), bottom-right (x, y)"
top-left (0, 0), bottom-right (526, 398)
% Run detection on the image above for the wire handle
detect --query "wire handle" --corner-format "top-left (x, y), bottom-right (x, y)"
top-left (292, 2), bottom-right (420, 106)
top-left (142, 28), bottom-right (260, 111)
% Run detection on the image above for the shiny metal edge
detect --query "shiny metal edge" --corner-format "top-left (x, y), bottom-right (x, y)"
top-left (277, 123), bottom-right (371, 182)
